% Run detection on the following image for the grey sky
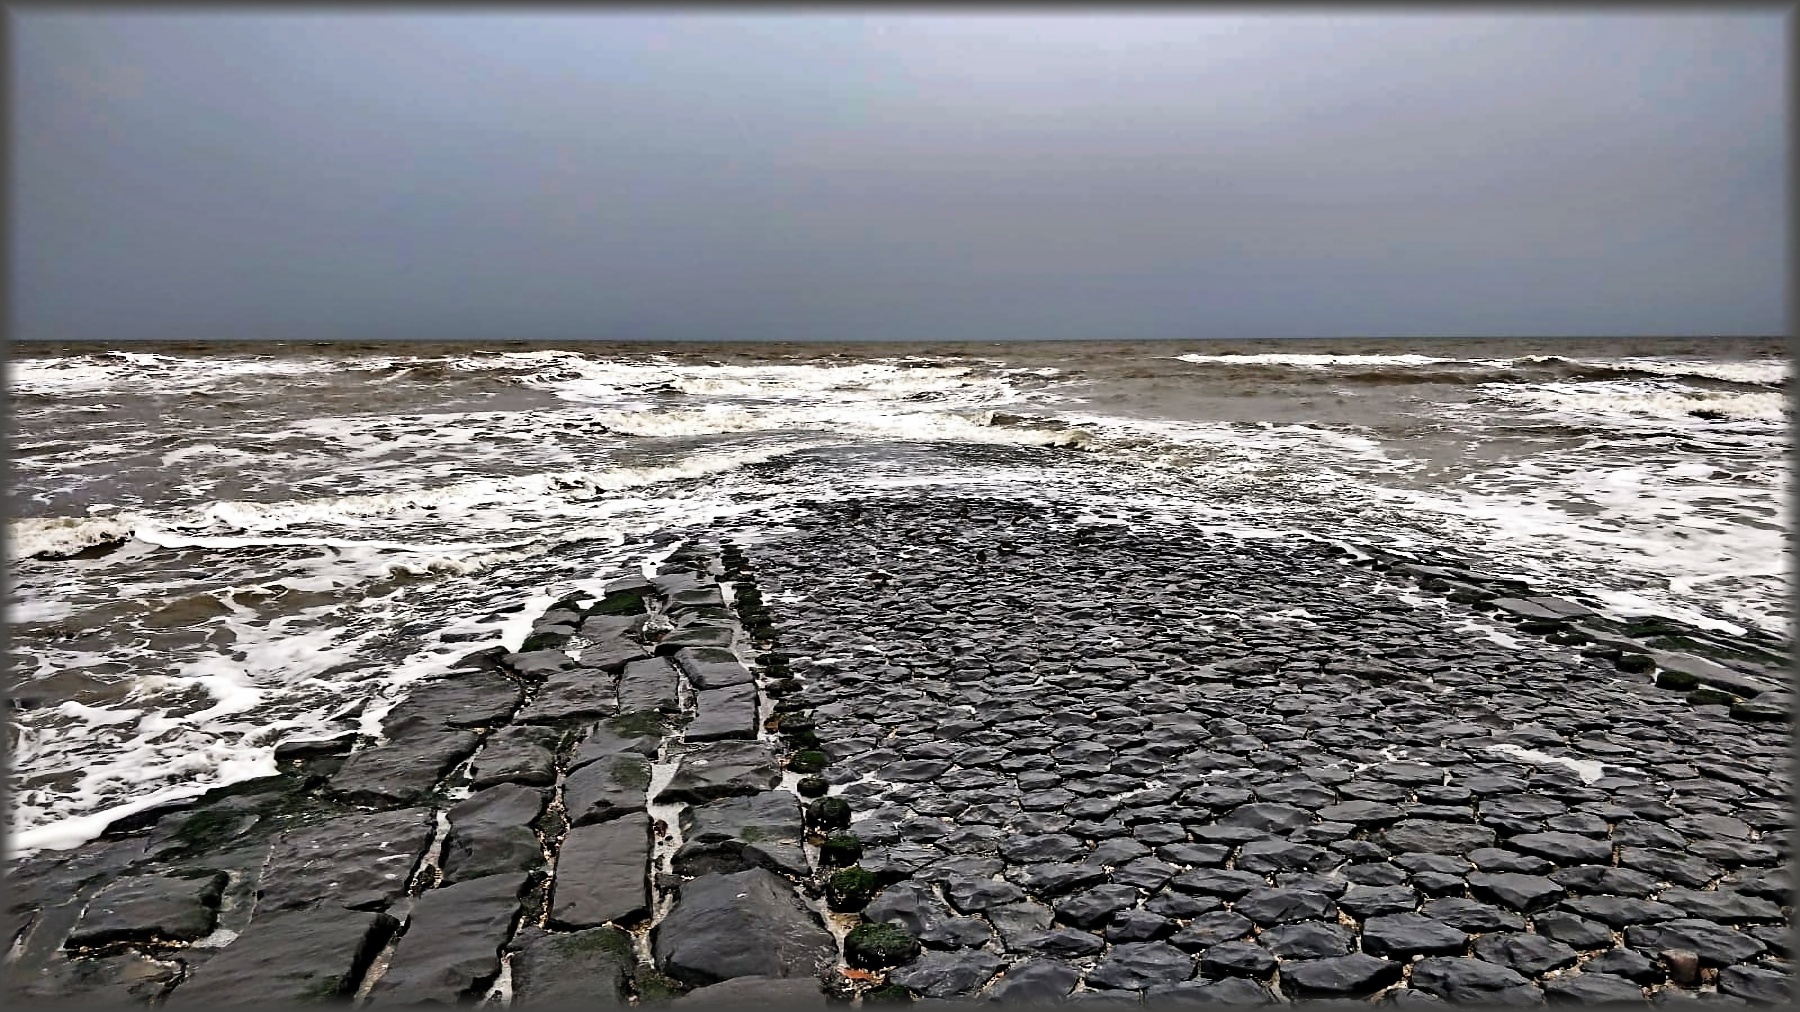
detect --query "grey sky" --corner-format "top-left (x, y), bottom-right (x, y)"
top-left (11, 10), bottom-right (1788, 342)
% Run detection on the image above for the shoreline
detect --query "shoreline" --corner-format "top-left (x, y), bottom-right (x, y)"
top-left (4, 494), bottom-right (1792, 1005)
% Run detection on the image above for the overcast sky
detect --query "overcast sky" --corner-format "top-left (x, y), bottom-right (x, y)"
top-left (11, 10), bottom-right (1788, 342)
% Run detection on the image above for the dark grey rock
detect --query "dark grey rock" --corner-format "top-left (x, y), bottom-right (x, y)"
top-left (1468, 847), bottom-right (1555, 875)
top-left (1584, 948), bottom-right (1663, 984)
top-left (6, 952), bottom-right (181, 1006)
top-left (1107, 909), bottom-right (1176, 942)
top-left (946, 877), bottom-right (1027, 913)
top-left (657, 741), bottom-right (781, 805)
top-left (1532, 911), bottom-right (1614, 950)
top-left (1717, 964), bottom-right (1791, 1004)
top-left (1473, 932), bottom-right (1579, 976)
top-left (1407, 957), bottom-right (1541, 1005)
top-left (166, 906), bottom-right (397, 1004)
top-left (257, 808), bottom-right (435, 912)
top-left (1560, 895), bottom-right (1685, 928)
top-left (1278, 954), bottom-right (1405, 998)
top-left (1232, 887), bottom-right (1336, 926)
top-left (1381, 820), bottom-right (1497, 854)
top-left (1087, 941), bottom-right (1196, 990)
top-left (441, 784), bottom-right (547, 884)
top-left (984, 958), bottom-right (1081, 1002)
top-left (1510, 832), bottom-right (1614, 866)
top-left (675, 791), bottom-right (807, 878)
top-left (1168, 868), bottom-right (1266, 898)
top-left (565, 752), bottom-right (651, 825)
top-left (550, 814), bottom-right (652, 929)
top-left (1618, 849), bottom-right (1722, 889)
top-left (468, 724), bottom-right (562, 787)
top-left (328, 725), bottom-right (482, 806)
top-left (503, 649), bottom-right (578, 681)
top-left (1009, 927), bottom-right (1106, 957)
top-left (652, 868), bottom-right (835, 987)
top-left (1169, 911), bottom-right (1255, 951)
top-left (385, 668), bottom-right (522, 727)
top-left (1624, 919), bottom-right (1766, 968)
top-left (1360, 913), bottom-right (1470, 959)
top-left (1259, 920), bottom-right (1354, 960)
top-left (891, 950), bottom-right (1005, 998)
top-left (66, 871), bottom-right (226, 946)
top-left (1221, 803), bottom-right (1314, 833)
top-left (687, 684), bottom-right (760, 742)
top-left (368, 873), bottom-right (526, 1004)
top-left (1550, 865), bottom-right (1662, 898)
top-left (1007, 862), bottom-right (1106, 897)
top-left (1467, 871), bottom-right (1565, 912)
top-left (514, 668), bottom-right (617, 723)
top-left (618, 656), bottom-right (681, 715)
top-left (672, 647), bottom-right (756, 689)
top-left (1318, 800), bottom-right (1406, 825)
top-left (1054, 884), bottom-right (1139, 928)
top-left (674, 975), bottom-right (831, 1007)
top-left (569, 720), bottom-right (662, 771)
top-left (1540, 972), bottom-right (1646, 1004)
top-left (1658, 888), bottom-right (1785, 924)
top-left (1419, 897), bottom-right (1525, 933)
top-left (509, 926), bottom-right (633, 1006)
top-left (1199, 941), bottom-right (1277, 979)
top-left (1336, 884), bottom-right (1420, 918)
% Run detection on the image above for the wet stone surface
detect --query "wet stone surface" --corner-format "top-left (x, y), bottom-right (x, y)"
top-left (3, 497), bottom-right (1792, 1006)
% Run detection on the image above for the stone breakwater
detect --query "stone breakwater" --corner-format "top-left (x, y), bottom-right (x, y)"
top-left (3, 493), bottom-right (1793, 1007)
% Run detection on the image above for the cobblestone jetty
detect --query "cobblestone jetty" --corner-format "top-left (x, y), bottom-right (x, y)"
top-left (4, 494), bottom-right (1792, 1006)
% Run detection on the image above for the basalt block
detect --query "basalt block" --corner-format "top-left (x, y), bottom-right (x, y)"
top-left (550, 814), bottom-right (653, 929)
top-left (256, 808), bottom-right (435, 913)
top-left (164, 906), bottom-right (397, 1004)
top-left (674, 791), bottom-right (808, 878)
top-left (651, 869), bottom-right (836, 987)
top-left (65, 871), bottom-right (227, 947)
top-left (658, 742), bottom-right (781, 805)
top-left (366, 873), bottom-right (527, 1004)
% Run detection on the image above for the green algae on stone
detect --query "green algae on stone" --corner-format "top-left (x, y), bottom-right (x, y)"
top-left (844, 921), bottom-right (921, 970)
top-left (806, 797), bottom-right (852, 833)
top-left (819, 834), bottom-right (863, 867)
top-left (864, 983), bottom-right (915, 1003)
top-left (826, 867), bottom-right (880, 912)
top-left (788, 750), bottom-right (828, 775)
top-left (606, 712), bottom-right (670, 738)
top-left (796, 776), bottom-right (830, 799)
top-left (633, 966), bottom-right (687, 1003)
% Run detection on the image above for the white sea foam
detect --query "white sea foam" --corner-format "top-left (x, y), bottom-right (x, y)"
top-left (8, 516), bottom-right (134, 559)
top-left (1484, 379), bottom-right (1787, 425)
top-left (1483, 743), bottom-right (1623, 785)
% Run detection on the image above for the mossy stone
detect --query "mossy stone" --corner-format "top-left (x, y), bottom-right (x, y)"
top-left (820, 834), bottom-right (862, 867)
top-left (633, 967), bottom-right (686, 1003)
top-left (864, 983), bottom-right (914, 1004)
top-left (796, 776), bottom-right (830, 799)
top-left (1687, 686), bottom-right (1738, 706)
top-left (592, 588), bottom-right (649, 616)
top-left (766, 678), bottom-right (802, 697)
top-left (844, 921), bottom-right (921, 969)
top-left (788, 750), bottom-right (828, 774)
top-left (1616, 653), bottom-right (1655, 673)
top-left (807, 797), bottom-right (852, 832)
top-left (606, 712), bottom-right (670, 738)
top-left (826, 866), bottom-right (880, 912)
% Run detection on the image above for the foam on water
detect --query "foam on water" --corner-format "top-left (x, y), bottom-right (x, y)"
top-left (7, 343), bottom-right (1789, 854)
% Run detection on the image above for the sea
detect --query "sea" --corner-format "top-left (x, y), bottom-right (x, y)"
top-left (4, 335), bottom-right (1789, 856)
